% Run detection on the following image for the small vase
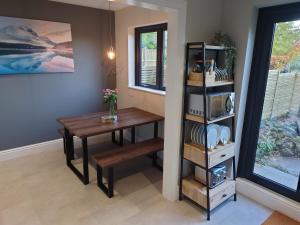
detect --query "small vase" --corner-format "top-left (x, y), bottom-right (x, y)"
top-left (109, 101), bottom-right (116, 117)
top-left (101, 102), bottom-right (118, 123)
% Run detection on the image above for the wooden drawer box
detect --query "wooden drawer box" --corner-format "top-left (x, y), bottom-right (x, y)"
top-left (182, 177), bottom-right (235, 210)
top-left (184, 143), bottom-right (235, 169)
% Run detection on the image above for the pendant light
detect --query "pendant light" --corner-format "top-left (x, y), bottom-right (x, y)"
top-left (107, 0), bottom-right (115, 60)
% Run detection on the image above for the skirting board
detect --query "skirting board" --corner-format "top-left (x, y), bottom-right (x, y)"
top-left (236, 178), bottom-right (300, 222)
top-left (0, 134), bottom-right (111, 162)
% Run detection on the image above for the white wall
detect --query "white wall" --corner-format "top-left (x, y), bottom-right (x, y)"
top-left (186, 0), bottom-right (223, 42)
top-left (115, 6), bottom-right (167, 117)
top-left (220, 0), bottom-right (258, 163)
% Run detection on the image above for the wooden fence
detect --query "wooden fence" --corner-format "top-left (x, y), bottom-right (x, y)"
top-left (141, 49), bottom-right (157, 85)
top-left (262, 70), bottom-right (300, 119)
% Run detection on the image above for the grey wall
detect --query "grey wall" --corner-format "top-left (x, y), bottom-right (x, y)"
top-left (0, 0), bottom-right (116, 151)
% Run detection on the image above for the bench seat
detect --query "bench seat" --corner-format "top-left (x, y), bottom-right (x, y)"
top-left (92, 138), bottom-right (164, 198)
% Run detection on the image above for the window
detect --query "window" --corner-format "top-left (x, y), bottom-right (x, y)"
top-left (135, 23), bottom-right (167, 91)
top-left (239, 2), bottom-right (300, 202)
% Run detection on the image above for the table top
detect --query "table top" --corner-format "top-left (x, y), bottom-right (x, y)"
top-left (57, 107), bottom-right (164, 138)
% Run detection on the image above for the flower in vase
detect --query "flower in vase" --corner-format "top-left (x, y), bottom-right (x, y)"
top-left (102, 88), bottom-right (118, 117)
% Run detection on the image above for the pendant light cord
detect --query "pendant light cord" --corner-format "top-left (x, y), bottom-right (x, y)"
top-left (109, 0), bottom-right (113, 48)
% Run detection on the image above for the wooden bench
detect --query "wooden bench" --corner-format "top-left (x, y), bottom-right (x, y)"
top-left (92, 138), bottom-right (164, 198)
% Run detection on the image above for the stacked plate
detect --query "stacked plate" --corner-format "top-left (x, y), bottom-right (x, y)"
top-left (190, 124), bottom-right (231, 148)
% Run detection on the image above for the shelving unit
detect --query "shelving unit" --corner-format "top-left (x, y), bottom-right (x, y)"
top-left (179, 42), bottom-right (237, 221)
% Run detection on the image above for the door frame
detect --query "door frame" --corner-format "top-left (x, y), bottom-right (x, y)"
top-left (238, 2), bottom-right (300, 202)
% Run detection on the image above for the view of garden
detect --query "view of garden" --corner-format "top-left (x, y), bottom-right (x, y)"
top-left (140, 31), bottom-right (167, 87)
top-left (254, 21), bottom-right (300, 190)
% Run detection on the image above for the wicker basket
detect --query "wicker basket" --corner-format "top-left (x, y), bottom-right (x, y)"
top-left (188, 71), bottom-right (216, 84)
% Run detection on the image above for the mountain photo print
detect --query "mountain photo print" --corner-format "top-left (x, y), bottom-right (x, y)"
top-left (0, 16), bottom-right (74, 75)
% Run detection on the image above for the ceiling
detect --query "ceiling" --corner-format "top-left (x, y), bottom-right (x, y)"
top-left (49, 0), bottom-right (129, 11)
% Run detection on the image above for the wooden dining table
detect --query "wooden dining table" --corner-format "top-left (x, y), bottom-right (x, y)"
top-left (57, 107), bottom-right (164, 185)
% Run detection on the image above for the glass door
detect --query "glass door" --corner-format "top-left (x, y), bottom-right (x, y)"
top-left (239, 3), bottom-right (300, 202)
top-left (254, 20), bottom-right (300, 191)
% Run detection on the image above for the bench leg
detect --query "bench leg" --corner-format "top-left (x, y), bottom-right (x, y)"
top-left (97, 165), bottom-right (114, 198)
top-left (112, 130), bottom-right (123, 146)
top-left (97, 165), bottom-right (104, 188)
top-left (108, 167), bottom-right (114, 198)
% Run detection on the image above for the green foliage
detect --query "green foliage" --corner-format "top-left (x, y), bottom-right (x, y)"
top-left (142, 32), bottom-right (157, 49)
top-left (256, 140), bottom-right (276, 163)
top-left (272, 22), bottom-right (300, 56)
top-left (271, 21), bottom-right (300, 70)
top-left (213, 32), bottom-right (236, 76)
top-left (213, 32), bottom-right (236, 50)
top-left (289, 54), bottom-right (300, 72)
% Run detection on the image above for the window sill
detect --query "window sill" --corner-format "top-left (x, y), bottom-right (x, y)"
top-left (128, 86), bottom-right (166, 96)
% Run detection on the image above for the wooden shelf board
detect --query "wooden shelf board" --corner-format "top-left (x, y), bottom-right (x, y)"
top-left (188, 44), bottom-right (226, 51)
top-left (187, 80), bottom-right (234, 87)
top-left (185, 113), bottom-right (235, 124)
top-left (184, 142), bottom-right (235, 153)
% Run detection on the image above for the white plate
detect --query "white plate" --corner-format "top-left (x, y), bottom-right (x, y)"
top-left (198, 125), bottom-right (204, 145)
top-left (197, 125), bottom-right (218, 149)
top-left (192, 124), bottom-right (199, 144)
top-left (190, 124), bottom-right (196, 143)
top-left (208, 128), bottom-right (218, 149)
top-left (220, 126), bottom-right (231, 144)
top-left (196, 124), bottom-right (203, 145)
top-left (195, 124), bottom-right (201, 144)
top-left (210, 124), bottom-right (221, 145)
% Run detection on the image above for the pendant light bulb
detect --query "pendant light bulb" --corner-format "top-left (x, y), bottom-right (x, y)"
top-left (107, 46), bottom-right (115, 60)
top-left (107, 0), bottom-right (115, 60)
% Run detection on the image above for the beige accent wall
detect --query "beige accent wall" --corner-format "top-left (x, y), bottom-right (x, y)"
top-left (115, 6), bottom-right (168, 117)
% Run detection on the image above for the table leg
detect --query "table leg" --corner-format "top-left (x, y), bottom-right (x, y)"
top-left (112, 130), bottom-right (123, 146)
top-left (119, 129), bottom-right (123, 146)
top-left (154, 122), bottom-right (158, 138)
top-left (112, 131), bottom-right (116, 144)
top-left (65, 128), bottom-right (89, 185)
top-left (131, 127), bottom-right (136, 144)
top-left (82, 138), bottom-right (89, 185)
top-left (152, 122), bottom-right (162, 171)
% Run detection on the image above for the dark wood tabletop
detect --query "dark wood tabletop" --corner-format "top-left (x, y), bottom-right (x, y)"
top-left (57, 107), bottom-right (164, 138)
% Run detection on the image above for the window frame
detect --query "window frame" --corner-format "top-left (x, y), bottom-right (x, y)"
top-left (135, 23), bottom-right (168, 91)
top-left (238, 2), bottom-right (300, 202)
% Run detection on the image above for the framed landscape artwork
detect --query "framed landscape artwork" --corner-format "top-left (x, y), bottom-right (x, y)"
top-left (0, 16), bottom-right (74, 75)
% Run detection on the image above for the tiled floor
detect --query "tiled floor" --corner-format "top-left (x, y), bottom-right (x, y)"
top-left (0, 142), bottom-right (272, 225)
